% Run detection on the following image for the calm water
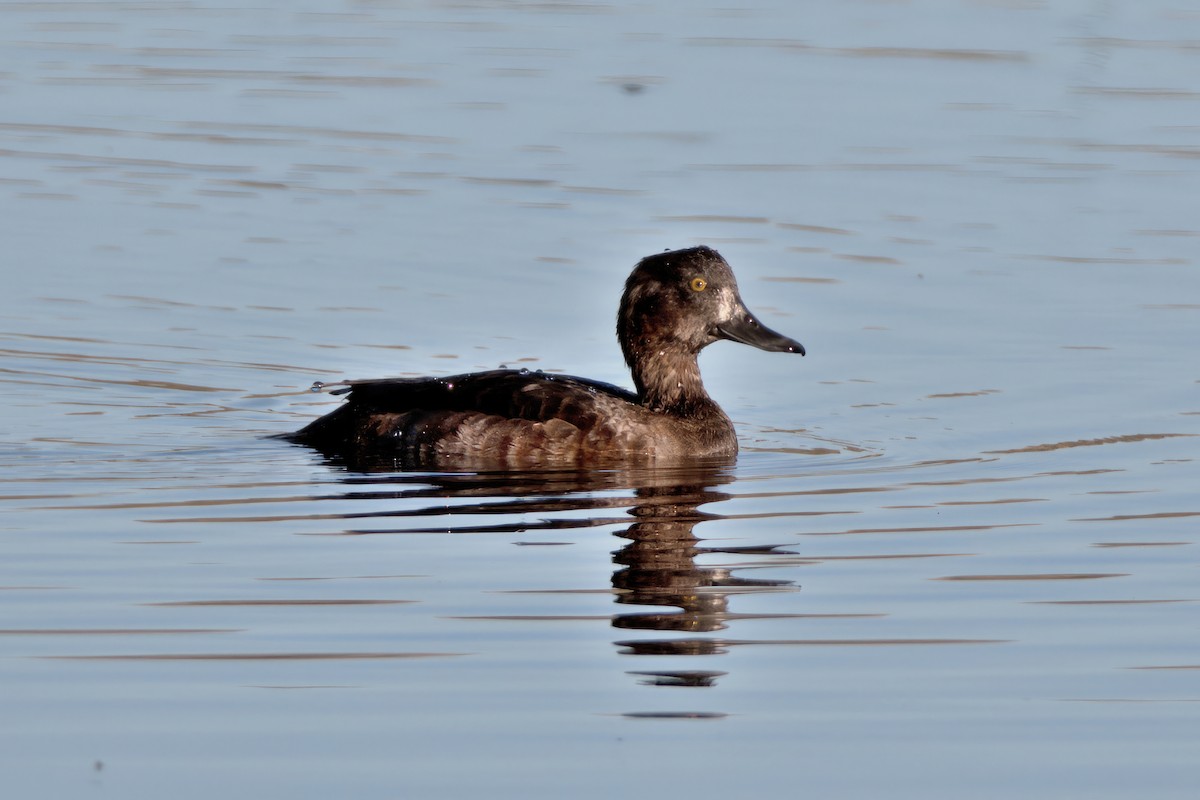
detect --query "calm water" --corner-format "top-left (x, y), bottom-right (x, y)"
top-left (3, 1), bottom-right (1199, 797)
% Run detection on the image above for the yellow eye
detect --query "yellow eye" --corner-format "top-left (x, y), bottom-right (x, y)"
top-left (689, 277), bottom-right (708, 292)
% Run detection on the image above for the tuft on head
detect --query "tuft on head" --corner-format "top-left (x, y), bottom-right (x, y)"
top-left (616, 246), bottom-right (737, 367)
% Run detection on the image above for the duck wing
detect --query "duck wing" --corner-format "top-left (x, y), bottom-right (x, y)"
top-left (336, 368), bottom-right (636, 419)
top-left (286, 369), bottom-right (643, 466)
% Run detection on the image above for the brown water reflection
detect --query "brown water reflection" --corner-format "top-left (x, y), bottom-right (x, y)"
top-left (277, 460), bottom-right (1009, 701)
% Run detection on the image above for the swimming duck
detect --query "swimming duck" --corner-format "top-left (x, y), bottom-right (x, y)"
top-left (284, 246), bottom-right (804, 468)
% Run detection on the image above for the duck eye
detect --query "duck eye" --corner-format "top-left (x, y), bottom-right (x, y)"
top-left (689, 277), bottom-right (708, 292)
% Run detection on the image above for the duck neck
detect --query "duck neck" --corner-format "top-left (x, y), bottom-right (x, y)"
top-left (631, 349), bottom-right (721, 417)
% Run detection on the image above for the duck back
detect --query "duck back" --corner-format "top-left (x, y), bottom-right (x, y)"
top-left (284, 369), bottom-right (724, 468)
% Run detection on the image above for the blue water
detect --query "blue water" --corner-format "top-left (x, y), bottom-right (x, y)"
top-left (2, 2), bottom-right (1199, 798)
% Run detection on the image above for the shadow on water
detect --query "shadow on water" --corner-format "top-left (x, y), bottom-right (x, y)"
top-left (293, 449), bottom-right (804, 695)
top-left (280, 442), bottom-right (1003, 714)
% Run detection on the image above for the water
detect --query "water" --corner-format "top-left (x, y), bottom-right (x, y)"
top-left (2, 1), bottom-right (1199, 797)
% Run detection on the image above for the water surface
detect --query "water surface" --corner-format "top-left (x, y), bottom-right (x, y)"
top-left (2, 2), bottom-right (1199, 798)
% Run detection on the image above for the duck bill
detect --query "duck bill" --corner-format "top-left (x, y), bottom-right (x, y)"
top-left (715, 312), bottom-right (806, 355)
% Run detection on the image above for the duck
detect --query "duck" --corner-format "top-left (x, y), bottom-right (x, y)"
top-left (282, 246), bottom-right (804, 468)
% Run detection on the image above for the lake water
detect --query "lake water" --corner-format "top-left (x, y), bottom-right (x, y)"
top-left (3, 1), bottom-right (1199, 797)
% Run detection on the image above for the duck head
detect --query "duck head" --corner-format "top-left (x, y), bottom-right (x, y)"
top-left (617, 246), bottom-right (805, 368)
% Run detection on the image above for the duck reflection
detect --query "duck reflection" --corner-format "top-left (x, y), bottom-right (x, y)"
top-left (310, 456), bottom-right (796, 689)
top-left (609, 473), bottom-right (795, 687)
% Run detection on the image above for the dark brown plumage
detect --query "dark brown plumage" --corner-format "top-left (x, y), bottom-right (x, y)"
top-left (282, 246), bottom-right (804, 469)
